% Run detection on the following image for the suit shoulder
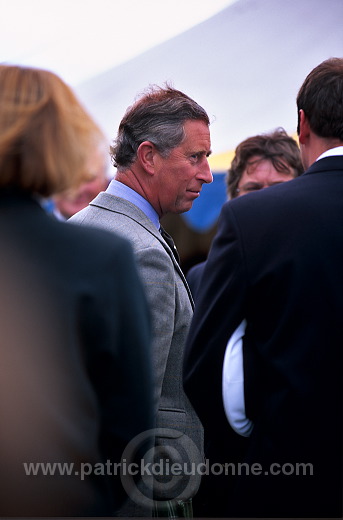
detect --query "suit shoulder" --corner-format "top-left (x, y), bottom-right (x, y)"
top-left (70, 203), bottom-right (160, 253)
top-left (65, 218), bottom-right (133, 255)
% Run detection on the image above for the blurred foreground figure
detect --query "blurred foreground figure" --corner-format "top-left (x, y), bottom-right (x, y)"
top-left (0, 64), bottom-right (153, 517)
top-left (53, 142), bottom-right (110, 219)
top-left (184, 58), bottom-right (343, 517)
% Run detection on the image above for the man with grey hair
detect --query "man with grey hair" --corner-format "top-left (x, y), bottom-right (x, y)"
top-left (70, 84), bottom-right (212, 517)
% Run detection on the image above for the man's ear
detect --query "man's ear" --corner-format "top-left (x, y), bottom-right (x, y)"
top-left (298, 109), bottom-right (310, 145)
top-left (137, 141), bottom-right (156, 175)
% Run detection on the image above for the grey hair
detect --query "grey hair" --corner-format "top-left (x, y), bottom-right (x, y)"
top-left (110, 84), bottom-right (210, 170)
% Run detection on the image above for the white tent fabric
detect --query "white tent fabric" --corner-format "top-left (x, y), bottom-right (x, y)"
top-left (0, 0), bottom-right (233, 86)
top-left (75, 0), bottom-right (343, 158)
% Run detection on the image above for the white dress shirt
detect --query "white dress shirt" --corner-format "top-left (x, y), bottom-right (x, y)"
top-left (222, 319), bottom-right (253, 436)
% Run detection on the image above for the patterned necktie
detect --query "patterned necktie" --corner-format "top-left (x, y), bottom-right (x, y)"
top-left (159, 226), bottom-right (180, 264)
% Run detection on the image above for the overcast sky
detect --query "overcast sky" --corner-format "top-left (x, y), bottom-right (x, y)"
top-left (1, 0), bottom-right (236, 85)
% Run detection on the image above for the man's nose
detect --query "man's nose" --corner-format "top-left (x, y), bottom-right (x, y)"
top-left (199, 158), bottom-right (213, 184)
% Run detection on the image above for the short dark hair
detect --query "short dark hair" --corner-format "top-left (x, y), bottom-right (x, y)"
top-left (296, 57), bottom-right (343, 140)
top-left (110, 84), bottom-right (210, 171)
top-left (227, 128), bottom-right (303, 199)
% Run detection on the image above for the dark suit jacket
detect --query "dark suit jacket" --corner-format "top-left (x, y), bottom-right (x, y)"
top-left (0, 190), bottom-right (153, 517)
top-left (184, 156), bottom-right (343, 518)
top-left (186, 261), bottom-right (206, 299)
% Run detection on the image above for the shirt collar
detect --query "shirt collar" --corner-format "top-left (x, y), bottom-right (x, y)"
top-left (316, 145), bottom-right (343, 161)
top-left (106, 179), bottom-right (160, 230)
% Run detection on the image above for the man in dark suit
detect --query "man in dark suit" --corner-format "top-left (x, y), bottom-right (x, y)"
top-left (184, 57), bottom-right (343, 518)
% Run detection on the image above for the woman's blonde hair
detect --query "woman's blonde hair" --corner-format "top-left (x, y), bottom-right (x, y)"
top-left (0, 64), bottom-right (105, 197)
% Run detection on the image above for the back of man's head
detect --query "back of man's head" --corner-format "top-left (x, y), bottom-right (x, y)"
top-left (297, 57), bottom-right (343, 140)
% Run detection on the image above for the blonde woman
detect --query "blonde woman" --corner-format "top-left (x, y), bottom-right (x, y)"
top-left (0, 64), bottom-right (153, 517)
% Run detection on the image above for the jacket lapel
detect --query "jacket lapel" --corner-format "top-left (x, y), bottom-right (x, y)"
top-left (90, 192), bottom-right (194, 308)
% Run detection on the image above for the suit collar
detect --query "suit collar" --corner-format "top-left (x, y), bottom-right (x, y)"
top-left (106, 180), bottom-right (160, 229)
top-left (89, 192), bottom-right (194, 307)
top-left (304, 155), bottom-right (343, 176)
top-left (316, 145), bottom-right (343, 161)
top-left (91, 191), bottom-right (159, 234)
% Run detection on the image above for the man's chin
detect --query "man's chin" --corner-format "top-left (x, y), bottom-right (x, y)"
top-left (176, 202), bottom-right (194, 214)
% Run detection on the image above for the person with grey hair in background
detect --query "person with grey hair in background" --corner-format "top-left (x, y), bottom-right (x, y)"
top-left (70, 84), bottom-right (213, 518)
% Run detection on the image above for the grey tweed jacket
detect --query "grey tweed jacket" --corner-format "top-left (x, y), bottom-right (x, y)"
top-left (70, 192), bottom-right (203, 506)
